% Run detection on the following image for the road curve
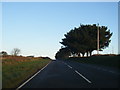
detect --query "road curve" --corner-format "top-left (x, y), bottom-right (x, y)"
top-left (18, 60), bottom-right (120, 88)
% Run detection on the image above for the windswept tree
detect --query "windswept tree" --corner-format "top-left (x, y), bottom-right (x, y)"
top-left (84, 24), bottom-right (113, 56)
top-left (60, 24), bottom-right (113, 57)
top-left (11, 48), bottom-right (21, 56)
top-left (55, 47), bottom-right (71, 59)
top-left (60, 26), bottom-right (88, 57)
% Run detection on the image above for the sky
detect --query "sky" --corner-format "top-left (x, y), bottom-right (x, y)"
top-left (118, 2), bottom-right (120, 54)
top-left (1, 0), bottom-right (120, 2)
top-left (1, 2), bottom-right (118, 59)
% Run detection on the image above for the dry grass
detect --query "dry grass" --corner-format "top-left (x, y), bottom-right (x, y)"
top-left (2, 55), bottom-right (51, 88)
top-left (2, 55), bottom-right (43, 64)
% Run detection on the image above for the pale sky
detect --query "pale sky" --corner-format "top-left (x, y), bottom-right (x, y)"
top-left (1, 0), bottom-right (120, 2)
top-left (1, 2), bottom-right (118, 59)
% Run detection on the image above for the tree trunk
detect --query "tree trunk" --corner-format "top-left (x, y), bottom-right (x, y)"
top-left (78, 53), bottom-right (81, 57)
top-left (86, 52), bottom-right (89, 57)
top-left (89, 51), bottom-right (92, 56)
top-left (73, 54), bottom-right (76, 57)
top-left (81, 53), bottom-right (85, 57)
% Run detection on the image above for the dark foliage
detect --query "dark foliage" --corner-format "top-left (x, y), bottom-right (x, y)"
top-left (57, 24), bottom-right (112, 58)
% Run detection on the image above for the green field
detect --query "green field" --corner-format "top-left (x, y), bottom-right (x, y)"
top-left (2, 56), bottom-right (51, 88)
top-left (67, 56), bottom-right (120, 69)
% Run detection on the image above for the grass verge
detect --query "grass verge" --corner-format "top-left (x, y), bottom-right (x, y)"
top-left (67, 56), bottom-right (120, 69)
top-left (2, 56), bottom-right (51, 88)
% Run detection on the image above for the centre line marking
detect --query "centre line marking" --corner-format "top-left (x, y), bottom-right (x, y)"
top-left (75, 70), bottom-right (92, 84)
top-left (67, 65), bottom-right (72, 69)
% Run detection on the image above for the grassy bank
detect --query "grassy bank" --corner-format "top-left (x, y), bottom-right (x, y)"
top-left (2, 56), bottom-right (51, 88)
top-left (67, 56), bottom-right (120, 69)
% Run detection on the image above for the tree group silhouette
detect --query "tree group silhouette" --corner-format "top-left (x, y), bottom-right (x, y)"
top-left (55, 24), bottom-right (113, 59)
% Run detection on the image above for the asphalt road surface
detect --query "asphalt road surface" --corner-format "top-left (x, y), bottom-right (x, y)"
top-left (19, 59), bottom-right (120, 88)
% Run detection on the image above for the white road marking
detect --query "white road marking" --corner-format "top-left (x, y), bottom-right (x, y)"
top-left (75, 70), bottom-right (92, 84)
top-left (62, 62), bottom-right (72, 69)
top-left (16, 61), bottom-right (51, 90)
top-left (62, 62), bottom-right (91, 84)
top-left (67, 65), bottom-right (72, 69)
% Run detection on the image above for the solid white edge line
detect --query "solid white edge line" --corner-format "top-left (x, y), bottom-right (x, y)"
top-left (75, 70), bottom-right (92, 84)
top-left (16, 61), bottom-right (51, 90)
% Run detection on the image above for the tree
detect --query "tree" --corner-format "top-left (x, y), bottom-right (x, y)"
top-left (60, 26), bottom-right (88, 57)
top-left (0, 51), bottom-right (8, 56)
top-left (55, 47), bottom-right (71, 59)
top-left (11, 48), bottom-right (21, 56)
top-left (60, 24), bottom-right (112, 57)
top-left (85, 25), bottom-right (113, 56)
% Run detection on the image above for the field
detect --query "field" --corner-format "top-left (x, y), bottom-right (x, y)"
top-left (2, 56), bottom-right (51, 88)
top-left (67, 56), bottom-right (120, 69)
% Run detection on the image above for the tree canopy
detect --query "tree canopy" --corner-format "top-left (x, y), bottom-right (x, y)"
top-left (55, 47), bottom-right (71, 59)
top-left (55, 24), bottom-right (113, 59)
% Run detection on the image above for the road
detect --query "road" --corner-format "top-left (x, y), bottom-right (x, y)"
top-left (19, 59), bottom-right (120, 88)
